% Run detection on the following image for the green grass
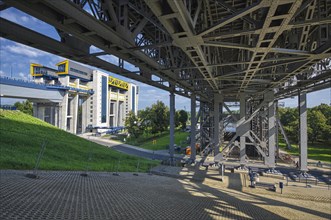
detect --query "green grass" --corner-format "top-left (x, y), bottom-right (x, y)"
top-left (122, 130), bottom-right (189, 151)
top-left (279, 141), bottom-right (331, 163)
top-left (0, 110), bottom-right (159, 171)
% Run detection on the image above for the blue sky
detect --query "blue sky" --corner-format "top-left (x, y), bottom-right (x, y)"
top-left (0, 8), bottom-right (330, 110)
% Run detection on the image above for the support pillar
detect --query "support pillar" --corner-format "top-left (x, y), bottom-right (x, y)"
top-left (266, 92), bottom-right (276, 168)
top-left (275, 101), bottom-right (279, 159)
top-left (33, 104), bottom-right (38, 118)
top-left (37, 106), bottom-right (45, 121)
top-left (59, 92), bottom-right (68, 131)
top-left (50, 106), bottom-right (54, 125)
top-left (299, 92), bottom-right (308, 171)
top-left (213, 94), bottom-right (222, 156)
top-left (190, 94), bottom-right (196, 160)
top-left (239, 94), bottom-right (246, 165)
top-left (81, 97), bottom-right (88, 133)
top-left (200, 102), bottom-right (205, 151)
top-left (70, 94), bottom-right (79, 134)
top-left (54, 105), bottom-right (58, 127)
top-left (169, 92), bottom-right (175, 159)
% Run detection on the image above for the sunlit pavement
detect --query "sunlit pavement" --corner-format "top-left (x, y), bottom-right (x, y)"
top-left (1, 169), bottom-right (330, 220)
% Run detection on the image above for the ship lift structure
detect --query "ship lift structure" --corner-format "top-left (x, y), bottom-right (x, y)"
top-left (1, 0), bottom-right (330, 171)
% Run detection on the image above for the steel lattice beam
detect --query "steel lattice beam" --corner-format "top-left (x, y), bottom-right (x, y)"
top-left (1, 0), bottom-right (330, 102)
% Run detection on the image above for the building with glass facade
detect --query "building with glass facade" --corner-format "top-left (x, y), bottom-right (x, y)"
top-left (30, 60), bottom-right (139, 134)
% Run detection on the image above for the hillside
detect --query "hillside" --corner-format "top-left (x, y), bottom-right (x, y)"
top-left (0, 110), bottom-right (158, 171)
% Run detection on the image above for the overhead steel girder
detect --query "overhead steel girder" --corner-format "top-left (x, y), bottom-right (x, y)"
top-left (275, 70), bottom-right (331, 99)
top-left (239, 0), bottom-right (303, 92)
top-left (145, 0), bottom-right (219, 91)
top-left (2, 0), bottom-right (330, 101)
top-left (0, 18), bottom-right (190, 99)
top-left (273, 40), bottom-right (331, 89)
top-left (3, 0), bottom-right (207, 100)
top-left (203, 16), bottom-right (331, 40)
top-left (166, 56), bottom-right (309, 71)
top-left (197, 0), bottom-right (266, 36)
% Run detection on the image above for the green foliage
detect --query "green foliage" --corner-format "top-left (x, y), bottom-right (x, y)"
top-left (278, 103), bottom-right (331, 143)
top-left (313, 103), bottom-right (331, 126)
top-left (124, 111), bottom-right (144, 138)
top-left (307, 110), bottom-right (327, 144)
top-left (125, 130), bottom-right (189, 150)
top-left (0, 110), bottom-right (158, 171)
top-left (279, 141), bottom-right (331, 162)
top-left (149, 101), bottom-right (169, 134)
top-left (174, 111), bottom-right (180, 128)
top-left (14, 100), bottom-right (33, 115)
top-left (178, 110), bottom-right (188, 129)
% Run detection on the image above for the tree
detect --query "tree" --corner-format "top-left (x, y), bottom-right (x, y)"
top-left (138, 107), bottom-right (152, 134)
top-left (174, 111), bottom-right (180, 128)
top-left (124, 111), bottom-right (143, 138)
top-left (278, 107), bottom-right (299, 142)
top-left (149, 101), bottom-right (169, 135)
top-left (307, 109), bottom-right (327, 144)
top-left (14, 100), bottom-right (33, 115)
top-left (313, 103), bottom-right (331, 126)
top-left (278, 104), bottom-right (331, 143)
top-left (279, 107), bottom-right (298, 127)
top-left (178, 110), bottom-right (188, 129)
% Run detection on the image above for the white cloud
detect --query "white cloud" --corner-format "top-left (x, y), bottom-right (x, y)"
top-left (20, 16), bottom-right (29, 23)
top-left (98, 54), bottom-right (119, 65)
top-left (90, 45), bottom-right (103, 53)
top-left (4, 43), bottom-right (48, 58)
top-left (0, 10), bottom-right (19, 23)
top-left (0, 9), bottom-right (44, 25)
top-left (124, 62), bottom-right (139, 71)
top-left (18, 72), bottom-right (28, 80)
top-left (0, 70), bottom-right (6, 77)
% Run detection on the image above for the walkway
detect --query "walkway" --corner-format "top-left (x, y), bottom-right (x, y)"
top-left (79, 133), bottom-right (184, 161)
top-left (1, 170), bottom-right (330, 220)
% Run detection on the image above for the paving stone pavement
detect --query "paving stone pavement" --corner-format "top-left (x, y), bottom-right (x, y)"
top-left (0, 170), bottom-right (330, 220)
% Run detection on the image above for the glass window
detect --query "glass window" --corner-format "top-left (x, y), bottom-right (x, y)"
top-left (110, 102), bottom-right (115, 114)
top-left (58, 64), bottom-right (66, 72)
top-left (34, 67), bottom-right (41, 74)
top-left (132, 86), bottom-right (136, 113)
top-left (101, 76), bottom-right (107, 123)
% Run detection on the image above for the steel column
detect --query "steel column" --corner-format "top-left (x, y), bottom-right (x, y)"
top-left (239, 94), bottom-right (246, 165)
top-left (200, 102), bottom-right (204, 150)
top-left (213, 94), bottom-right (223, 156)
top-left (169, 92), bottom-right (175, 159)
top-left (299, 91), bottom-right (308, 171)
top-left (275, 100), bottom-right (279, 159)
top-left (214, 94), bottom-right (220, 156)
top-left (267, 94), bottom-right (276, 168)
top-left (190, 94), bottom-right (196, 160)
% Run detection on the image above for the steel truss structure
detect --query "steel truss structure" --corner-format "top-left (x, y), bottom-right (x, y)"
top-left (1, 0), bottom-right (330, 170)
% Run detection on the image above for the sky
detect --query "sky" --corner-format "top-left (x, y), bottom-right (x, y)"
top-left (0, 8), bottom-right (330, 110)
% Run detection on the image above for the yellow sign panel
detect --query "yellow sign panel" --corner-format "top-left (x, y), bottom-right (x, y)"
top-left (108, 76), bottom-right (128, 90)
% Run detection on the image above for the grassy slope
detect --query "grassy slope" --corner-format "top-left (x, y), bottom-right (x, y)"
top-left (0, 110), bottom-right (158, 171)
top-left (279, 141), bottom-right (331, 163)
top-left (120, 130), bottom-right (189, 151)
